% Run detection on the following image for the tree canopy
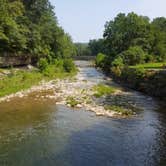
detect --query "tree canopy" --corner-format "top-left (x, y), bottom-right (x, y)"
top-left (0, 0), bottom-right (76, 60)
top-left (93, 12), bottom-right (166, 69)
top-left (104, 13), bottom-right (166, 61)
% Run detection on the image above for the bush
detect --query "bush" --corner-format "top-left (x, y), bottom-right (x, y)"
top-left (120, 46), bottom-right (146, 65)
top-left (120, 67), bottom-right (146, 88)
top-left (144, 54), bottom-right (155, 63)
top-left (111, 56), bottom-right (124, 68)
top-left (111, 66), bottom-right (122, 77)
top-left (110, 57), bottom-right (124, 76)
top-left (95, 53), bottom-right (106, 68)
top-left (63, 59), bottom-right (76, 72)
top-left (53, 59), bottom-right (64, 72)
top-left (38, 58), bottom-right (48, 72)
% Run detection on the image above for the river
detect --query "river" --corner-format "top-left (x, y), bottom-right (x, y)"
top-left (0, 61), bottom-right (166, 166)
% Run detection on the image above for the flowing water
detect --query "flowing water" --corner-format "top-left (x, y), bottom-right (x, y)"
top-left (0, 61), bottom-right (166, 166)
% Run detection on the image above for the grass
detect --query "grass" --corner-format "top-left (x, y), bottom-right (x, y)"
top-left (0, 71), bottom-right (42, 97)
top-left (130, 62), bottom-right (166, 70)
top-left (66, 96), bottom-right (81, 107)
top-left (0, 64), bottom-right (77, 97)
top-left (93, 84), bottom-right (117, 98)
top-left (104, 105), bottom-right (133, 116)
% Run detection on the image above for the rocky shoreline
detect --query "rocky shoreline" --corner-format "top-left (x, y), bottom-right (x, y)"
top-left (0, 67), bottom-right (129, 117)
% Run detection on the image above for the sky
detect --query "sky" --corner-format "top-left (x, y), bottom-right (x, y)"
top-left (50, 0), bottom-right (166, 43)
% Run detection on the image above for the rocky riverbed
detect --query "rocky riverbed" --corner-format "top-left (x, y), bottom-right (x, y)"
top-left (0, 65), bottom-right (133, 117)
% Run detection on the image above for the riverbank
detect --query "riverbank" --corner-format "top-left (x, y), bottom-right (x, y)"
top-left (0, 61), bottom-right (165, 166)
top-left (110, 67), bottom-right (166, 100)
top-left (0, 62), bottom-right (135, 118)
top-left (0, 59), bottom-right (77, 97)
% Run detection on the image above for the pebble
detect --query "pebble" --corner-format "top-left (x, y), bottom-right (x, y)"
top-left (0, 68), bottom-right (124, 118)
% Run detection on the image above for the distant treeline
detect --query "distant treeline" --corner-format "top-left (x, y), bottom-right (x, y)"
top-left (75, 39), bottom-right (105, 56)
top-left (0, 0), bottom-right (76, 61)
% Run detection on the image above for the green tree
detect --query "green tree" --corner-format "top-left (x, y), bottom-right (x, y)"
top-left (75, 43), bottom-right (90, 56)
top-left (151, 17), bottom-right (166, 60)
top-left (119, 46), bottom-right (146, 65)
top-left (95, 53), bottom-right (106, 68)
top-left (88, 39), bottom-right (105, 56)
top-left (0, 0), bottom-right (28, 53)
top-left (0, 0), bottom-right (75, 61)
top-left (104, 12), bottom-right (151, 56)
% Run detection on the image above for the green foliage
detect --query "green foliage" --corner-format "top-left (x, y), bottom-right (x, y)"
top-left (63, 59), bottom-right (73, 72)
top-left (75, 43), bottom-right (90, 56)
top-left (111, 65), bottom-right (166, 99)
top-left (63, 59), bottom-right (76, 72)
top-left (104, 13), bottom-right (150, 55)
top-left (0, 71), bottom-right (42, 97)
top-left (93, 84), bottom-right (116, 98)
top-left (111, 56), bottom-right (124, 67)
top-left (111, 57), bottom-right (124, 76)
top-left (111, 66), bottom-right (122, 77)
top-left (0, 59), bottom-right (76, 97)
top-left (88, 39), bottom-right (105, 56)
top-left (98, 12), bottom-right (166, 71)
top-left (117, 67), bottom-right (146, 88)
top-left (144, 53), bottom-right (155, 63)
top-left (38, 58), bottom-right (48, 72)
top-left (151, 17), bottom-right (166, 61)
top-left (95, 53), bottom-right (106, 68)
top-left (0, 0), bottom-right (28, 53)
top-left (66, 96), bottom-right (81, 108)
top-left (42, 59), bottom-right (77, 77)
top-left (76, 39), bottom-right (106, 57)
top-left (104, 105), bottom-right (133, 116)
top-left (0, 0), bottom-right (75, 60)
top-left (120, 46), bottom-right (146, 65)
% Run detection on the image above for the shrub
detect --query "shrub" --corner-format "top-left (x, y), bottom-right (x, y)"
top-left (95, 53), bottom-right (106, 68)
top-left (111, 56), bottom-right (124, 76)
top-left (134, 67), bottom-right (146, 79)
top-left (38, 58), bottom-right (48, 72)
top-left (144, 54), bottom-right (155, 63)
top-left (111, 56), bottom-right (124, 68)
top-left (120, 67), bottom-right (146, 88)
top-left (53, 59), bottom-right (64, 72)
top-left (63, 59), bottom-right (76, 72)
top-left (111, 66), bottom-right (122, 77)
top-left (120, 46), bottom-right (146, 65)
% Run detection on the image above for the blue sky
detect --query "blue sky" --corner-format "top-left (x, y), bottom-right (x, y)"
top-left (50, 0), bottom-right (166, 42)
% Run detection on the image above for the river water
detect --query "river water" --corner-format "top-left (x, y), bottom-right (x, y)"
top-left (0, 61), bottom-right (166, 166)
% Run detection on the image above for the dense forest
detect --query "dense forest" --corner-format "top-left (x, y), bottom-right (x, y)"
top-left (0, 0), bottom-right (76, 60)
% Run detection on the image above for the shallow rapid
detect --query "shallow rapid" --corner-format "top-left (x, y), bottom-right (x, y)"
top-left (0, 61), bottom-right (166, 166)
